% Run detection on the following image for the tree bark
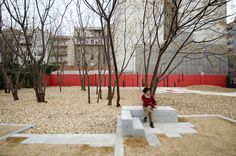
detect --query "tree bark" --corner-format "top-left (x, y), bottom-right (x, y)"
top-left (0, 65), bottom-right (19, 100)
top-left (107, 21), bottom-right (120, 107)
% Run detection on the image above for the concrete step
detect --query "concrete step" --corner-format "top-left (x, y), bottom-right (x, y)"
top-left (121, 110), bottom-right (132, 127)
top-left (133, 117), bottom-right (144, 130)
top-left (145, 132), bottom-right (161, 147)
top-left (121, 110), bottom-right (133, 136)
top-left (132, 117), bottom-right (145, 136)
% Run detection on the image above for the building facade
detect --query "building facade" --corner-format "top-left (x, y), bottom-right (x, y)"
top-left (48, 35), bottom-right (75, 66)
top-left (227, 17), bottom-right (236, 87)
top-left (114, 0), bottom-right (228, 75)
top-left (74, 27), bottom-right (105, 68)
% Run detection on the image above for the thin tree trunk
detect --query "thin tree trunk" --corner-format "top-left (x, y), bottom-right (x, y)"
top-left (107, 21), bottom-right (120, 107)
top-left (0, 65), bottom-right (19, 100)
top-left (86, 72), bottom-right (91, 104)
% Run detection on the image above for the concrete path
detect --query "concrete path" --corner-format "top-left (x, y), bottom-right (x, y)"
top-left (114, 116), bottom-right (124, 156)
top-left (145, 132), bottom-right (161, 147)
top-left (12, 133), bottom-right (116, 147)
top-left (143, 122), bottom-right (197, 137)
top-left (156, 87), bottom-right (236, 97)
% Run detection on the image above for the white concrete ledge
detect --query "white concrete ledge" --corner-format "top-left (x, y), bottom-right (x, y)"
top-left (123, 106), bottom-right (178, 123)
top-left (0, 123), bottom-right (35, 141)
top-left (178, 114), bottom-right (236, 123)
top-left (12, 134), bottom-right (116, 147)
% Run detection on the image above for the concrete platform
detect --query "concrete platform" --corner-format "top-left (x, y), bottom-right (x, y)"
top-left (122, 106), bottom-right (178, 123)
top-left (143, 122), bottom-right (197, 137)
top-left (115, 116), bottom-right (124, 156)
top-left (12, 134), bottom-right (116, 147)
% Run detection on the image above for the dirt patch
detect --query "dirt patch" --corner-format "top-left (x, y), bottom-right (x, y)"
top-left (187, 85), bottom-right (236, 92)
top-left (6, 137), bottom-right (28, 144)
top-left (178, 117), bottom-right (189, 122)
top-left (124, 117), bottom-right (236, 156)
top-left (0, 141), bottom-right (113, 156)
top-left (0, 126), bottom-right (23, 137)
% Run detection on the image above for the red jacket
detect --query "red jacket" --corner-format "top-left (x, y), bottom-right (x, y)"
top-left (142, 95), bottom-right (157, 108)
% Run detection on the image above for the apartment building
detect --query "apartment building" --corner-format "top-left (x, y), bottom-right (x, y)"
top-left (74, 27), bottom-right (105, 69)
top-left (48, 35), bottom-right (75, 66)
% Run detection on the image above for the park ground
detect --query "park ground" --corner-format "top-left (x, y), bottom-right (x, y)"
top-left (0, 85), bottom-right (236, 155)
top-left (0, 117), bottom-right (235, 156)
top-left (0, 85), bottom-right (235, 134)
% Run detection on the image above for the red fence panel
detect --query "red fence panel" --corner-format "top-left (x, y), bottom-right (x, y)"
top-left (45, 74), bottom-right (227, 87)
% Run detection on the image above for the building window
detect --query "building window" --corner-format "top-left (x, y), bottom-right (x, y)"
top-left (91, 54), bottom-right (94, 60)
top-left (227, 27), bottom-right (233, 32)
top-left (91, 39), bottom-right (94, 44)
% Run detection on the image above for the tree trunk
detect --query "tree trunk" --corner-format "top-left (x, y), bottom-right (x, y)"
top-left (107, 77), bottom-right (112, 105)
top-left (1, 65), bottom-right (19, 100)
top-left (96, 78), bottom-right (98, 95)
top-left (57, 70), bottom-right (62, 92)
top-left (112, 83), bottom-right (116, 99)
top-left (9, 83), bottom-right (19, 101)
top-left (87, 73), bottom-right (91, 104)
top-left (145, 73), bottom-right (148, 87)
top-left (151, 79), bottom-right (159, 96)
top-left (37, 92), bottom-right (45, 102)
top-left (32, 64), bottom-right (46, 103)
top-left (107, 21), bottom-right (120, 107)
top-left (4, 84), bottom-right (10, 93)
top-left (12, 91), bottom-right (19, 101)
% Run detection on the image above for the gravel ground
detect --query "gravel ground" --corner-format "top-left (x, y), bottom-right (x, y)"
top-left (0, 86), bottom-right (235, 134)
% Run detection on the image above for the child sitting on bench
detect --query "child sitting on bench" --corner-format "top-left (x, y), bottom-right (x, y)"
top-left (141, 87), bottom-right (157, 128)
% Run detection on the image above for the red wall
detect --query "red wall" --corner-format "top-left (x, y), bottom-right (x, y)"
top-left (45, 74), bottom-right (226, 87)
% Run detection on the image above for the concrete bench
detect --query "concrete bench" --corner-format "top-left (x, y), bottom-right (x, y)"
top-left (121, 110), bottom-right (145, 136)
top-left (122, 106), bottom-right (178, 123)
top-left (121, 106), bottom-right (178, 137)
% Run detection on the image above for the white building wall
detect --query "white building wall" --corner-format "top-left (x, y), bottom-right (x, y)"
top-left (114, 0), bottom-right (227, 73)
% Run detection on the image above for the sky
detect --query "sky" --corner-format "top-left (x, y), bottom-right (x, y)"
top-left (59, 0), bottom-right (236, 35)
top-left (2, 0), bottom-right (236, 35)
top-left (228, 0), bottom-right (236, 22)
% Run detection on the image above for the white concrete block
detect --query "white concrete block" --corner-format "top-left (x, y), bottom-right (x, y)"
top-left (122, 106), bottom-right (178, 123)
top-left (132, 117), bottom-right (145, 136)
top-left (115, 116), bottom-right (124, 156)
top-left (121, 110), bottom-right (133, 127)
top-left (122, 129), bottom-right (133, 136)
top-left (145, 132), bottom-right (161, 147)
top-left (20, 134), bottom-right (116, 146)
top-left (154, 117), bottom-right (178, 123)
top-left (121, 110), bottom-right (132, 120)
top-left (132, 129), bottom-right (145, 136)
top-left (165, 132), bottom-right (182, 137)
top-left (132, 117), bottom-right (144, 130)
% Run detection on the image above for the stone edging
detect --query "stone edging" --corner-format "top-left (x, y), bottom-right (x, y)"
top-left (178, 114), bottom-right (236, 123)
top-left (0, 123), bottom-right (35, 141)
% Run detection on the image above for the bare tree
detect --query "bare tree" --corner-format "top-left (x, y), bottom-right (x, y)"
top-left (135, 0), bottom-right (229, 95)
top-left (0, 2), bottom-right (26, 100)
top-left (84, 0), bottom-right (121, 107)
top-left (3, 0), bottom-right (71, 102)
top-left (49, 33), bottom-right (66, 92)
